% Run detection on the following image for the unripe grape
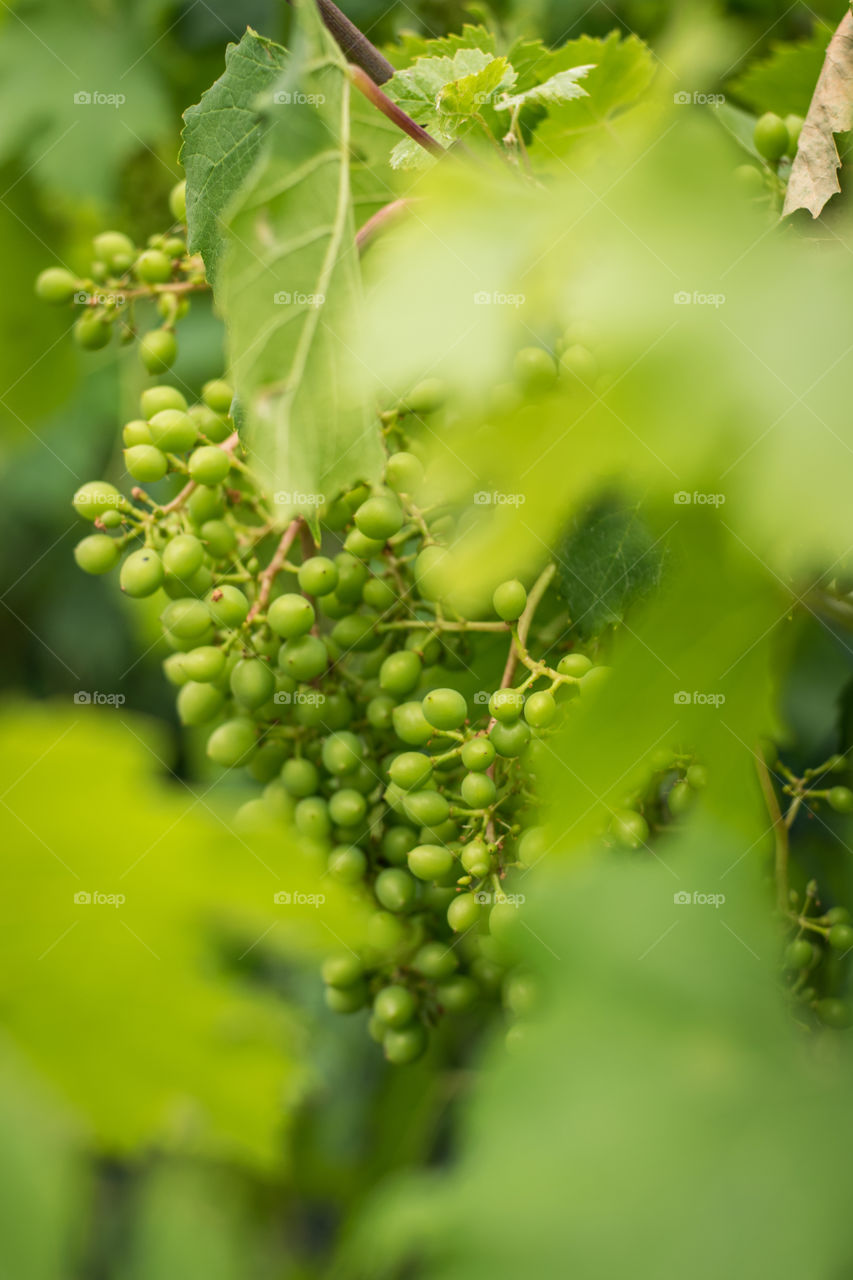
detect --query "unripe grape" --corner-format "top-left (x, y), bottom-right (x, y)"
top-left (206, 716), bottom-right (256, 766)
top-left (206, 585), bottom-right (249, 628)
top-left (188, 445), bottom-right (230, 485)
top-left (298, 556), bottom-right (338, 596)
top-left (322, 953), bottom-right (363, 988)
top-left (147, 409), bottom-right (195, 452)
top-left (493, 579), bottom-right (526, 621)
top-left (162, 534), bottom-right (204, 579)
top-left (686, 763), bottom-right (708, 790)
top-left (389, 751), bottom-right (433, 790)
top-left (524, 690), bottom-right (556, 728)
top-left (461, 737), bottom-right (495, 771)
top-left (580, 666), bottom-right (610, 695)
top-left (828, 923), bottom-right (853, 951)
top-left (385, 450), bottom-right (423, 494)
top-left (784, 938), bottom-right (813, 969)
top-left (753, 112), bottom-right (788, 161)
top-left (437, 975), bottom-right (478, 1012)
top-left (334, 552), bottom-right (368, 604)
top-left (176, 681), bottom-right (225, 726)
top-left (489, 719), bottom-right (529, 757)
top-left (374, 984), bottom-right (417, 1027)
top-left (124, 444), bottom-right (168, 482)
top-left (461, 839), bottom-right (490, 876)
top-left (161, 597), bottom-right (212, 639)
top-left (328, 844), bottom-right (367, 882)
top-left (139, 329), bottom-right (177, 373)
top-left (35, 266), bottom-right (78, 303)
top-left (668, 780), bottom-right (693, 816)
top-left (122, 420), bottom-right (152, 447)
top-left (383, 1023), bottom-right (427, 1064)
top-left (344, 528), bottom-right (384, 559)
top-left (825, 906), bottom-right (851, 925)
top-left (74, 534), bottom-right (119, 575)
top-left (404, 790), bottom-right (450, 827)
top-left (610, 808), bottom-right (649, 849)
top-left (282, 758), bottom-right (320, 797)
top-left (74, 310), bottom-right (112, 350)
top-left (328, 788), bottom-right (367, 827)
top-left (202, 379), bottom-right (233, 413)
top-left (325, 983), bottom-right (368, 1014)
top-left (140, 386), bottom-right (187, 418)
top-left (363, 576), bottom-right (396, 610)
top-left (461, 771), bottom-right (496, 808)
top-left (230, 658), bottom-right (275, 710)
top-left (816, 998), bottom-right (852, 1029)
top-left (392, 700), bottom-right (433, 746)
top-left (331, 613), bottom-right (380, 652)
top-left (489, 688), bottom-right (523, 723)
top-left (414, 941), bottom-right (457, 980)
top-left (189, 404), bottom-right (230, 443)
top-left (93, 231), bottom-right (135, 272)
top-left (268, 593), bottom-right (314, 638)
top-left (414, 545), bottom-right (449, 601)
top-left (134, 249), bottom-right (172, 283)
top-left (557, 652), bottom-right (592, 677)
top-left (120, 548), bottom-right (164, 597)
top-left (279, 634), bottom-right (327, 681)
top-left (408, 843), bottom-right (454, 881)
top-left (354, 495), bottom-right (404, 541)
top-left (514, 346), bottom-right (557, 394)
top-left (163, 652), bottom-right (190, 686)
top-left (169, 180), bottom-right (187, 222)
top-left (295, 796), bottom-right (331, 840)
top-left (422, 687), bottom-right (467, 730)
top-left (380, 650), bottom-right (422, 696)
top-left (828, 786), bottom-right (853, 813)
top-left (447, 891), bottom-right (481, 932)
top-left (182, 645), bottom-right (224, 682)
top-left (375, 868), bottom-right (417, 913)
top-left (321, 731), bottom-right (363, 776)
top-left (405, 377), bottom-right (446, 414)
top-left (199, 520), bottom-right (236, 559)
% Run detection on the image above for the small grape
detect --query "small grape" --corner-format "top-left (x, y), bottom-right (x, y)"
top-left (489, 688), bottom-right (524, 723)
top-left (404, 790), bottom-right (450, 827)
top-left (325, 983), bottom-right (368, 1014)
top-left (405, 377), bottom-right (446, 414)
top-left (169, 180), bottom-right (187, 222)
top-left (190, 404), bottom-right (230, 442)
top-left (295, 796), bottom-right (332, 841)
top-left (279, 634), bottom-right (328, 681)
top-left (408, 843), bottom-right (454, 882)
top-left (74, 310), bottom-right (112, 350)
top-left (436, 976), bottom-right (478, 1013)
top-left (281, 758), bottom-right (320, 798)
top-left (524, 690), bottom-right (556, 728)
top-left (120, 548), bottom-right (164, 597)
top-left (35, 267), bottom-right (78, 304)
top-left (828, 786), bottom-right (853, 813)
top-left (514, 346), bottom-right (557, 395)
top-left (162, 534), bottom-right (205, 579)
top-left (182, 646), bottom-right (225, 682)
top-left (668, 780), bottom-right (693, 816)
top-left (206, 585), bottom-right (249, 628)
top-left (298, 556), bottom-right (338, 596)
top-left (784, 938), bottom-right (813, 970)
top-left (828, 923), bottom-right (853, 951)
top-left (447, 892), bottom-right (481, 932)
top-left (610, 808), bottom-right (649, 849)
top-left (327, 844), bottom-right (367, 882)
top-left (176, 681), bottom-right (225, 726)
top-left (382, 825), bottom-right (418, 864)
top-left (268, 593), bottom-right (315, 639)
top-left (493, 579), bottom-right (526, 621)
top-left (134, 249), bottom-right (172, 283)
top-left (753, 112), bottom-right (789, 162)
top-left (201, 379), bottom-right (233, 414)
top-left (124, 444), bottom-right (168, 482)
top-left (422, 687), bottom-right (467, 731)
top-left (74, 534), bottom-right (120, 575)
top-left (93, 231), bottom-right (135, 271)
top-left (321, 731), bottom-right (363, 776)
top-left (140, 329), bottom-right (177, 373)
top-left (392, 701), bottom-right (433, 746)
top-left (385, 451), bottom-right (423, 494)
top-left (344, 528), bottom-right (384, 559)
top-left (489, 719), bottom-right (529, 758)
top-left (557, 653), bottom-right (592, 677)
top-left (374, 984), bottom-right (417, 1028)
top-left (200, 520), bottom-right (237, 559)
top-left (389, 751), bottom-right (433, 790)
top-left (188, 445), bottom-right (231, 485)
top-left (122, 420), bottom-right (152, 447)
top-left (414, 941), bottom-right (457, 980)
top-left (374, 867), bottom-right (417, 913)
top-left (354, 495), bottom-right (404, 541)
top-left (383, 1023), bottom-right (427, 1064)
top-left (461, 737), bottom-right (495, 772)
top-left (161, 597), bottom-right (212, 639)
top-left (461, 772), bottom-right (496, 808)
top-left (141, 386), bottom-right (187, 418)
top-left (230, 658), bottom-right (275, 710)
top-left (816, 998), bottom-right (853, 1029)
top-left (380, 650), bottom-right (422, 696)
top-left (362, 576), bottom-right (396, 611)
top-left (322, 953), bottom-right (363, 987)
top-left (147, 409), bottom-right (196, 452)
top-left (686, 764), bottom-right (708, 790)
top-left (206, 717), bottom-right (256, 767)
top-left (413, 546), bottom-right (449, 601)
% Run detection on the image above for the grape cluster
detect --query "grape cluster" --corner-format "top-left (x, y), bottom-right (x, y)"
top-left (35, 181), bottom-right (203, 371)
top-left (732, 111), bottom-right (804, 205)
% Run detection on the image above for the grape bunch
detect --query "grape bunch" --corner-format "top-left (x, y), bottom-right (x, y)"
top-left (732, 111), bottom-right (804, 206)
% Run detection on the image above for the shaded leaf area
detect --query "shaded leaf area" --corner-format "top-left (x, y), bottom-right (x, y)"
top-left (220, 0), bottom-right (383, 532)
top-left (554, 497), bottom-right (664, 639)
top-left (728, 25), bottom-right (831, 119)
top-left (783, 12), bottom-right (853, 219)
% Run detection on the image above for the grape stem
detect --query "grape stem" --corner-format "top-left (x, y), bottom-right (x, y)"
top-left (158, 431), bottom-right (241, 514)
top-left (348, 65), bottom-right (444, 157)
top-left (755, 749), bottom-right (789, 913)
top-left (379, 619), bottom-right (508, 633)
top-left (495, 562), bottom-right (557, 707)
top-left (246, 519), bottom-right (304, 622)
top-left (356, 199), bottom-right (417, 254)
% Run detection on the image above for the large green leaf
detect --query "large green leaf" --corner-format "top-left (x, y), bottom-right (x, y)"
top-left (181, 30), bottom-right (289, 286)
top-left (220, 0), bottom-right (383, 529)
top-left (728, 26), bottom-right (831, 118)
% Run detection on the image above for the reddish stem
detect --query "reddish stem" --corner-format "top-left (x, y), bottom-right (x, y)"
top-left (159, 431), bottom-right (240, 514)
top-left (247, 519), bottom-right (303, 622)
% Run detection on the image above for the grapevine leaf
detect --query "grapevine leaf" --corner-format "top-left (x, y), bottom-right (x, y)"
top-left (438, 57), bottom-right (516, 116)
top-left (783, 12), bottom-right (853, 219)
top-left (220, 0), bottom-right (384, 530)
top-left (728, 26), bottom-right (831, 119)
top-left (384, 25), bottom-right (496, 71)
top-left (554, 497), bottom-right (664, 639)
top-left (495, 66), bottom-right (593, 112)
top-left (180, 29), bottom-right (288, 285)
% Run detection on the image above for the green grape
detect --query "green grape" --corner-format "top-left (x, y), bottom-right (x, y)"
top-left (461, 737), bottom-right (496, 771)
top-left (461, 772), bottom-right (496, 808)
top-left (328, 788), bottom-right (368, 827)
top-left (321, 731), bottom-right (363, 776)
top-left (405, 377), bottom-right (446, 414)
top-left (816, 998), bottom-right (853, 1030)
top-left (320, 693), bottom-right (354, 730)
top-left (100, 509), bottom-right (123, 529)
top-left (389, 751), bottom-right (433, 790)
top-left (461, 839), bottom-right (491, 876)
top-left (354, 495), bottom-right (404, 541)
top-left (122, 420), bottom-right (152, 447)
top-left (344, 528), bottom-right (384, 559)
top-left (202, 379), bottom-right (233, 413)
top-left (200, 520), bottom-right (237, 559)
top-left (489, 719), bottom-right (529, 758)
top-left (279, 634), bottom-right (328, 681)
top-left (383, 1023), bottom-right (427, 1064)
top-left (295, 796), bottom-right (331, 841)
top-left (517, 826), bottom-right (547, 866)
top-left (436, 975), bottom-right (478, 1013)
top-left (325, 983), bottom-right (368, 1014)
top-left (415, 944), bottom-right (458, 985)
top-left (187, 486), bottom-right (225, 525)
top-left (374, 867), bottom-right (417, 913)
top-left (74, 534), bottom-right (120, 575)
top-left (557, 652), bottom-right (592, 677)
top-left (281, 758), bottom-right (320, 797)
top-left (753, 112), bottom-right (789, 162)
top-left (163, 652), bottom-right (190, 686)
top-left (828, 923), bottom-right (853, 951)
top-left (392, 701), bottom-right (433, 746)
top-left (489, 901), bottom-right (521, 940)
top-left (73, 310), bottom-right (112, 350)
top-left (422, 687), bottom-right (467, 730)
top-left (134, 249), bottom-right (172, 283)
top-left (318, 593), bottom-right (350, 621)
top-left (385, 451), bottom-right (423, 494)
top-left (580, 666), bottom-right (610, 695)
top-left (414, 546), bottom-right (449, 601)
top-left (331, 613), bottom-right (381, 652)
top-left (168, 180), bottom-right (187, 222)
top-left (36, 267), bottom-right (78, 303)
top-left (784, 113), bottom-right (803, 155)
top-left (493, 579), bottom-right (526, 621)
top-left (828, 786), bottom-right (853, 813)
top-left (380, 650), bottom-right (422, 696)
top-left (406, 630), bottom-right (441, 664)
top-left (514, 346), bottom-right (557, 394)
top-left (489, 688), bottom-right (524, 723)
top-left (263, 779), bottom-right (295, 822)
top-left (686, 763), bottom-right (708, 790)
top-left (504, 972), bottom-right (539, 1017)
top-left (404, 790), bottom-right (449, 827)
top-left (321, 953), bottom-right (363, 987)
top-left (668, 780), bottom-right (693, 816)
top-left (206, 717), bottom-right (256, 766)
top-left (120, 548), bottom-right (164, 597)
top-left (189, 404), bottom-right (230, 442)
top-left (825, 907), bottom-right (851, 925)
top-left (124, 444), bottom-right (168, 482)
top-left (334, 552), bottom-right (368, 604)
top-left (297, 556), bottom-right (338, 597)
top-left (408, 843), bottom-right (454, 881)
top-left (524, 690), bottom-right (556, 728)
top-left (140, 329), bottom-right (177, 373)
top-left (93, 230), bottom-right (135, 271)
top-left (362, 576), bottom-right (396, 610)
top-left (231, 658), bottom-right (275, 710)
top-left (382, 825), bottom-right (418, 864)
top-left (374, 984), bottom-right (417, 1027)
top-left (206, 585), bottom-right (249, 628)
top-left (189, 445), bottom-right (231, 485)
top-left (147, 409), bottom-right (196, 452)
top-left (161, 597), bottom-right (212, 639)
top-left (248, 740), bottom-right (288, 783)
top-left (328, 844), bottom-right (367, 882)
top-left (784, 938), bottom-right (813, 970)
top-left (610, 808), bottom-right (649, 849)
top-left (162, 534), bottom-right (204, 579)
top-left (176, 681), bottom-right (225, 726)
top-left (141, 386), bottom-right (187, 418)
top-left (367, 694), bottom-right (395, 730)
